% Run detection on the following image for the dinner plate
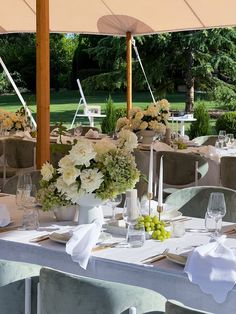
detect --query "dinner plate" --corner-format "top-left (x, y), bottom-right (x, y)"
top-left (166, 252), bottom-right (188, 266)
top-left (85, 136), bottom-right (102, 140)
top-left (49, 231), bottom-right (72, 244)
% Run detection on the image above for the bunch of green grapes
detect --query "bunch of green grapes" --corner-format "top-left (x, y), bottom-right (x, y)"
top-left (136, 215), bottom-right (171, 241)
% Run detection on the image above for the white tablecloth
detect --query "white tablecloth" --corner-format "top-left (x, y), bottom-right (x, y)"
top-left (1, 195), bottom-right (236, 313)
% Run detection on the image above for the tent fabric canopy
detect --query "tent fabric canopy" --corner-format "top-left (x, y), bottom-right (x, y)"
top-left (1, 0), bottom-right (236, 36)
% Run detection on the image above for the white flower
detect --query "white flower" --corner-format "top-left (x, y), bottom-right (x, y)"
top-left (58, 155), bottom-right (75, 172)
top-left (41, 162), bottom-right (54, 181)
top-left (146, 104), bottom-right (158, 117)
top-left (69, 139), bottom-right (96, 167)
top-left (116, 117), bottom-right (130, 131)
top-left (61, 166), bottom-right (80, 186)
top-left (80, 168), bottom-right (103, 193)
top-left (94, 138), bottom-right (116, 157)
top-left (139, 121), bottom-right (148, 130)
top-left (117, 129), bottom-right (138, 151)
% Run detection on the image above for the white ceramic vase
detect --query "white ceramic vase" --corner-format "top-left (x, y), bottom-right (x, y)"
top-left (77, 194), bottom-right (104, 225)
top-left (53, 205), bottom-right (77, 221)
top-left (137, 130), bottom-right (156, 144)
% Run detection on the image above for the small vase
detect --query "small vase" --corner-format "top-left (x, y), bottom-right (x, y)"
top-left (137, 130), bottom-right (156, 144)
top-left (53, 205), bottom-right (77, 221)
top-left (77, 194), bottom-right (104, 225)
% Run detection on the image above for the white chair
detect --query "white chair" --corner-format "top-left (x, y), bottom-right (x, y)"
top-left (70, 78), bottom-right (106, 128)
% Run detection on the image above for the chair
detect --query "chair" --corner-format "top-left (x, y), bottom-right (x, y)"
top-left (2, 170), bottom-right (42, 194)
top-left (220, 156), bottom-right (236, 190)
top-left (165, 300), bottom-right (212, 314)
top-left (155, 151), bottom-right (209, 196)
top-left (50, 143), bottom-right (72, 168)
top-left (70, 78), bottom-right (106, 128)
top-left (2, 138), bottom-right (36, 185)
top-left (0, 259), bottom-right (41, 314)
top-left (165, 186), bottom-right (236, 221)
top-left (39, 267), bottom-right (166, 314)
top-left (192, 135), bottom-right (218, 146)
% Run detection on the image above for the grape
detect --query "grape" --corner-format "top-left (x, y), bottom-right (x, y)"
top-left (137, 214), bottom-right (171, 241)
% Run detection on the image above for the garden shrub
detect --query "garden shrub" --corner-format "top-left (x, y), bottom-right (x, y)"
top-left (101, 95), bottom-right (116, 134)
top-left (115, 107), bottom-right (127, 120)
top-left (215, 112), bottom-right (236, 137)
top-left (188, 102), bottom-right (210, 140)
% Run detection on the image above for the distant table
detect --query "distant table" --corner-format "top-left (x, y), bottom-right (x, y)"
top-left (169, 115), bottom-right (196, 136)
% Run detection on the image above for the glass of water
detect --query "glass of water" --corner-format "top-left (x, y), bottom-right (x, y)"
top-left (126, 223), bottom-right (145, 248)
top-left (16, 173), bottom-right (32, 209)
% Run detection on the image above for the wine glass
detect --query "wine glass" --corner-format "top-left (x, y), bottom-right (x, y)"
top-left (16, 173), bottom-right (32, 209)
top-left (207, 192), bottom-right (226, 236)
top-left (106, 194), bottom-right (122, 222)
top-left (21, 184), bottom-right (39, 230)
top-left (226, 133), bottom-right (234, 148)
top-left (218, 130), bottom-right (226, 148)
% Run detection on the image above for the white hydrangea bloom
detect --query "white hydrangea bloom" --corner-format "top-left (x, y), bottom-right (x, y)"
top-left (80, 168), bottom-right (104, 193)
top-left (139, 121), bottom-right (148, 130)
top-left (41, 162), bottom-right (54, 181)
top-left (94, 138), bottom-right (116, 157)
top-left (117, 129), bottom-right (138, 151)
top-left (69, 139), bottom-right (96, 167)
top-left (116, 117), bottom-right (130, 131)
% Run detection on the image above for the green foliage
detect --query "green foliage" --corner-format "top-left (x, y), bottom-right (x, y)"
top-left (101, 96), bottom-right (116, 134)
top-left (115, 107), bottom-right (127, 120)
top-left (215, 112), bottom-right (236, 137)
top-left (212, 83), bottom-right (236, 110)
top-left (189, 103), bottom-right (210, 139)
top-left (0, 73), bottom-right (11, 93)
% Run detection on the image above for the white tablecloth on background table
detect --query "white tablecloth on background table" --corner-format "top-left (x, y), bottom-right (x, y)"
top-left (1, 195), bottom-right (236, 313)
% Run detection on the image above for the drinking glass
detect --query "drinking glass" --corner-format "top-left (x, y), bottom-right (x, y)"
top-left (123, 197), bottom-right (141, 225)
top-left (218, 130), bottom-right (226, 148)
top-left (226, 133), bottom-right (234, 147)
top-left (207, 192), bottom-right (226, 236)
top-left (21, 184), bottom-right (39, 230)
top-left (126, 223), bottom-right (145, 248)
top-left (106, 194), bottom-right (122, 222)
top-left (16, 173), bottom-right (32, 209)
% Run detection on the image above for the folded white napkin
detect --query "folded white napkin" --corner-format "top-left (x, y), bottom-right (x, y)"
top-left (56, 135), bottom-right (74, 144)
top-left (85, 129), bottom-right (100, 139)
top-left (184, 236), bottom-right (236, 303)
top-left (153, 141), bottom-right (173, 152)
top-left (66, 222), bottom-right (101, 269)
top-left (0, 204), bottom-right (10, 227)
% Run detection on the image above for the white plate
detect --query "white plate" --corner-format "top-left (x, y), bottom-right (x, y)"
top-left (166, 252), bottom-right (188, 266)
top-left (150, 201), bottom-right (181, 220)
top-left (49, 232), bottom-right (72, 244)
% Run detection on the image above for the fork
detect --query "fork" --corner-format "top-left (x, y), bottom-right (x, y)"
top-left (141, 249), bottom-right (169, 263)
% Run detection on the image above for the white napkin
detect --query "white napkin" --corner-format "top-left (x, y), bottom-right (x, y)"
top-left (85, 129), bottom-right (100, 139)
top-left (0, 204), bottom-right (10, 227)
top-left (184, 236), bottom-right (236, 303)
top-left (56, 135), bottom-right (74, 144)
top-left (66, 222), bottom-right (101, 269)
top-left (153, 141), bottom-right (173, 152)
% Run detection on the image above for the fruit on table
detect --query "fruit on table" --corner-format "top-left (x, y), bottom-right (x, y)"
top-left (136, 215), bottom-right (171, 241)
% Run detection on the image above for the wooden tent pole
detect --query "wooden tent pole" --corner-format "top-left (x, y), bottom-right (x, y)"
top-left (126, 31), bottom-right (132, 117)
top-left (36, 0), bottom-right (50, 168)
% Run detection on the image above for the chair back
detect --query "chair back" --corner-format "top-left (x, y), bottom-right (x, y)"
top-left (165, 186), bottom-right (236, 221)
top-left (220, 156), bottom-right (236, 190)
top-left (156, 151), bottom-right (208, 186)
top-left (165, 300), bottom-right (212, 314)
top-left (193, 136), bottom-right (218, 146)
top-left (2, 170), bottom-right (42, 194)
top-left (39, 267), bottom-right (166, 314)
top-left (50, 143), bottom-right (72, 168)
top-left (4, 138), bottom-right (36, 169)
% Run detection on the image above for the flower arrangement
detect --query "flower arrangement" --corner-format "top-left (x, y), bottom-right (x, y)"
top-left (38, 130), bottom-right (140, 211)
top-left (116, 99), bottom-right (170, 134)
top-left (0, 107), bottom-right (31, 132)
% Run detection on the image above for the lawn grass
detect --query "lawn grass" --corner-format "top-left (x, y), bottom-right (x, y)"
top-left (0, 90), bottom-right (218, 131)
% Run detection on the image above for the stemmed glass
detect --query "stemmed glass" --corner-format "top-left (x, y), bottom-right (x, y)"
top-left (106, 194), bottom-right (122, 222)
top-left (218, 130), bottom-right (226, 148)
top-left (16, 173), bottom-right (32, 209)
top-left (21, 184), bottom-right (39, 230)
top-left (207, 192), bottom-right (226, 236)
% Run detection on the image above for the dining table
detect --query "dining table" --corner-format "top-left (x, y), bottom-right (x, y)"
top-left (0, 194), bottom-right (236, 313)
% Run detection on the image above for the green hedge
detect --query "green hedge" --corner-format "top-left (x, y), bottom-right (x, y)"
top-left (215, 112), bottom-right (236, 136)
top-left (188, 103), bottom-right (210, 140)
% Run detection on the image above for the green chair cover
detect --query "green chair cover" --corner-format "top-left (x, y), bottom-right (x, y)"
top-left (40, 267), bottom-right (166, 314)
top-left (0, 259), bottom-right (41, 314)
top-left (165, 300), bottom-right (212, 314)
top-left (220, 156), bottom-right (236, 190)
top-left (165, 186), bottom-right (236, 221)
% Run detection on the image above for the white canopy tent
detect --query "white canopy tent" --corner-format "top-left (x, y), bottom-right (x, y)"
top-left (1, 0), bottom-right (236, 167)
